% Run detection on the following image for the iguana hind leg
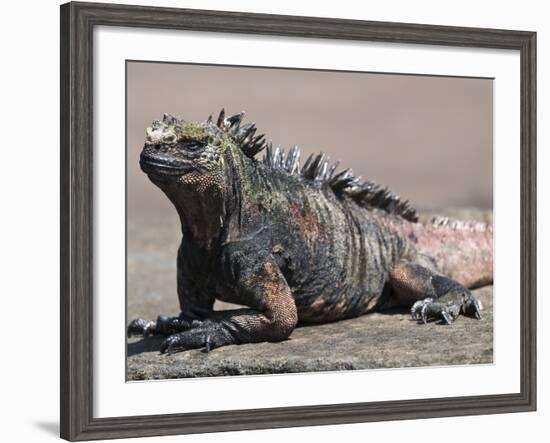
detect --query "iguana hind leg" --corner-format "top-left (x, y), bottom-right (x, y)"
top-left (389, 259), bottom-right (482, 324)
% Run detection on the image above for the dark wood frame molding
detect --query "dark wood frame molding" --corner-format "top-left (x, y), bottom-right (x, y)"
top-left (60, 2), bottom-right (536, 440)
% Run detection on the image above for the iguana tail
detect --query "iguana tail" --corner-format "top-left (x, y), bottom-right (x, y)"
top-left (411, 216), bottom-right (493, 289)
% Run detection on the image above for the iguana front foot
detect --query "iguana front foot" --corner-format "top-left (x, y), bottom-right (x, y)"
top-left (160, 320), bottom-right (234, 354)
top-left (127, 318), bottom-right (157, 337)
top-left (127, 315), bottom-right (193, 338)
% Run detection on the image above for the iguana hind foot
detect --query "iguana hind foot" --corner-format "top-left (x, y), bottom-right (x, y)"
top-left (410, 290), bottom-right (482, 324)
top-left (390, 260), bottom-right (483, 325)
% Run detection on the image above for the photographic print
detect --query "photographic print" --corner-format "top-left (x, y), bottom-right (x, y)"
top-left (126, 61), bottom-right (493, 380)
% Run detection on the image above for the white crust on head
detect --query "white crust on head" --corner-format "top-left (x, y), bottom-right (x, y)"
top-left (146, 113), bottom-right (178, 144)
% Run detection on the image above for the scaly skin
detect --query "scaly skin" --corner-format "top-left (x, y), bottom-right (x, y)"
top-left (127, 110), bottom-right (492, 354)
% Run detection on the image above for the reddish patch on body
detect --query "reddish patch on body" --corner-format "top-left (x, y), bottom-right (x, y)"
top-left (288, 201), bottom-right (321, 249)
top-left (373, 212), bottom-right (493, 289)
top-left (406, 222), bottom-right (493, 288)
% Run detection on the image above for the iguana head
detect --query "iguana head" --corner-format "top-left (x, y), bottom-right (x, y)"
top-left (140, 111), bottom-right (267, 242)
top-left (140, 110), bottom-right (265, 191)
top-left (141, 113), bottom-right (224, 190)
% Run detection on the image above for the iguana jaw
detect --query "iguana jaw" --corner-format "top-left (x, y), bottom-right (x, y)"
top-left (139, 142), bottom-right (208, 187)
top-left (168, 184), bottom-right (226, 246)
top-left (140, 143), bottom-right (230, 246)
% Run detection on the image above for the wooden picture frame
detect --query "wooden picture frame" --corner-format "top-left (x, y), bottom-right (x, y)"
top-left (60, 1), bottom-right (536, 440)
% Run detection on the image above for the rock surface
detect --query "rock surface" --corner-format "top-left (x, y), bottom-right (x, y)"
top-left (127, 208), bottom-right (493, 381)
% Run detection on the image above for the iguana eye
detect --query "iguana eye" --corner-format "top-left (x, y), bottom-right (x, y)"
top-left (178, 140), bottom-right (207, 151)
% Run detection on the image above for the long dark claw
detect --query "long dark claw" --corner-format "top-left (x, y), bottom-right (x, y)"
top-left (159, 338), bottom-right (171, 355)
top-left (421, 304), bottom-right (429, 324)
top-left (440, 309), bottom-right (453, 325)
top-left (159, 334), bottom-right (183, 355)
top-left (204, 333), bottom-right (211, 353)
top-left (462, 293), bottom-right (483, 320)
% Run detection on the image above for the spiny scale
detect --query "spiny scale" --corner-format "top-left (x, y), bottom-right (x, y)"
top-left (216, 109), bottom-right (266, 158)
top-left (213, 109), bottom-right (418, 222)
top-left (429, 216), bottom-right (490, 232)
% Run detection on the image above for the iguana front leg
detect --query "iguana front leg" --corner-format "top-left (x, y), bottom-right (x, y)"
top-left (160, 257), bottom-right (298, 354)
top-left (127, 295), bottom-right (213, 338)
top-left (127, 315), bottom-right (195, 338)
top-left (127, 244), bottom-right (217, 338)
top-left (389, 259), bottom-right (482, 324)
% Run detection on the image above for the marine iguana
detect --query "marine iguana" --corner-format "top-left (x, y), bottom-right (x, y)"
top-left (128, 110), bottom-right (493, 354)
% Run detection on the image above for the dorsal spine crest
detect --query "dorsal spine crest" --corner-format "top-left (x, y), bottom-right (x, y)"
top-left (216, 108), bottom-right (418, 222)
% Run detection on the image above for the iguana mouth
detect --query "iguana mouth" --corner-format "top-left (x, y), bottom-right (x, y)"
top-left (140, 150), bottom-right (194, 177)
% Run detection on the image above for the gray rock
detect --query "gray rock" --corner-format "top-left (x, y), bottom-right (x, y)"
top-left (127, 288), bottom-right (493, 380)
